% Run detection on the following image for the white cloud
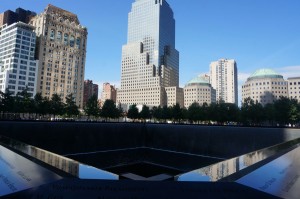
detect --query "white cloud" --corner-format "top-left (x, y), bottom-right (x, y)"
top-left (276, 65), bottom-right (300, 79)
top-left (238, 72), bottom-right (251, 84)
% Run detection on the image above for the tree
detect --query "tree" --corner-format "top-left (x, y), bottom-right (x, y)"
top-left (49, 94), bottom-right (64, 119)
top-left (64, 94), bottom-right (79, 118)
top-left (17, 87), bottom-right (34, 118)
top-left (288, 101), bottom-right (299, 125)
top-left (1, 88), bottom-right (14, 114)
top-left (100, 99), bottom-right (119, 121)
top-left (84, 95), bottom-right (100, 118)
top-left (188, 102), bottom-right (201, 123)
top-left (201, 102), bottom-right (210, 122)
top-left (181, 107), bottom-right (188, 123)
top-left (161, 105), bottom-right (171, 123)
top-left (140, 105), bottom-right (150, 122)
top-left (170, 104), bottom-right (183, 123)
top-left (207, 103), bottom-right (218, 122)
top-left (274, 96), bottom-right (291, 126)
top-left (264, 103), bottom-right (275, 125)
top-left (240, 97), bottom-right (254, 125)
top-left (152, 106), bottom-right (162, 122)
top-left (117, 103), bottom-right (125, 121)
top-left (127, 104), bottom-right (139, 121)
top-left (252, 102), bottom-right (264, 125)
top-left (224, 103), bottom-right (240, 123)
top-left (34, 93), bottom-right (49, 118)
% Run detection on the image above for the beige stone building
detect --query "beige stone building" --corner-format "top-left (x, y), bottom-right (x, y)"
top-left (83, 80), bottom-right (98, 107)
top-left (165, 86), bottom-right (184, 107)
top-left (117, 0), bottom-right (182, 108)
top-left (184, 75), bottom-right (216, 108)
top-left (29, 4), bottom-right (87, 107)
top-left (287, 77), bottom-right (300, 101)
top-left (242, 69), bottom-right (288, 106)
top-left (210, 59), bottom-right (238, 105)
top-left (102, 82), bottom-right (117, 103)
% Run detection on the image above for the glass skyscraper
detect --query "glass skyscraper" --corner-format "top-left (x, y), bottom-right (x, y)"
top-left (117, 0), bottom-right (183, 108)
top-left (0, 22), bottom-right (38, 97)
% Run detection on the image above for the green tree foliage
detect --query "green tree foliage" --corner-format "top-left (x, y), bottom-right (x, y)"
top-left (1, 88), bottom-right (14, 113)
top-left (264, 103), bottom-right (275, 125)
top-left (274, 96), bottom-right (291, 125)
top-left (140, 105), bottom-right (150, 122)
top-left (152, 106), bottom-right (162, 122)
top-left (17, 87), bottom-right (34, 117)
top-left (49, 94), bottom-right (64, 118)
top-left (100, 99), bottom-right (119, 120)
top-left (170, 103), bottom-right (183, 123)
top-left (34, 93), bottom-right (49, 118)
top-left (84, 95), bottom-right (100, 118)
top-left (117, 103), bottom-right (125, 121)
top-left (161, 105), bottom-right (171, 123)
top-left (188, 102), bottom-right (202, 123)
top-left (127, 104), bottom-right (139, 121)
top-left (0, 88), bottom-right (299, 127)
top-left (274, 96), bottom-right (300, 126)
top-left (64, 94), bottom-right (79, 117)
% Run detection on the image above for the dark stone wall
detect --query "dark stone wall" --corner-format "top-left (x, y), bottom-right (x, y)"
top-left (145, 125), bottom-right (300, 158)
top-left (0, 122), bottom-right (145, 155)
top-left (1, 121), bottom-right (299, 158)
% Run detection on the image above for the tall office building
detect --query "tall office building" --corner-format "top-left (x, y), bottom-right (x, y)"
top-left (0, 8), bottom-right (36, 27)
top-left (210, 59), bottom-right (238, 105)
top-left (0, 22), bottom-right (38, 97)
top-left (117, 0), bottom-right (182, 108)
top-left (102, 83), bottom-right (117, 103)
top-left (29, 4), bottom-right (87, 108)
top-left (83, 80), bottom-right (98, 107)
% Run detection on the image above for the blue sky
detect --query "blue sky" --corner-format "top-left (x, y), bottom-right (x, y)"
top-left (2, 0), bottom-right (300, 103)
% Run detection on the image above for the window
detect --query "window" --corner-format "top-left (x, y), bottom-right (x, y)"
top-left (9, 80), bottom-right (16, 84)
top-left (64, 33), bottom-right (68, 45)
top-left (19, 76), bottom-right (26, 80)
top-left (76, 38), bottom-right (81, 49)
top-left (57, 31), bottom-right (62, 41)
top-left (9, 74), bottom-right (16, 79)
top-left (18, 81), bottom-right (25, 85)
top-left (70, 35), bottom-right (75, 47)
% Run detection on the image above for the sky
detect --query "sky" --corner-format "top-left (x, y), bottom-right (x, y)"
top-left (1, 0), bottom-right (300, 103)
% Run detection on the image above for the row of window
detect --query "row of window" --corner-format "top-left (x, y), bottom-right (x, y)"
top-left (49, 30), bottom-right (81, 48)
top-left (8, 74), bottom-right (35, 81)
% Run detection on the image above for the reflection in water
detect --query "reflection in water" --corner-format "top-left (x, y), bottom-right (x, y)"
top-left (176, 137), bottom-right (300, 182)
top-left (0, 136), bottom-right (118, 180)
top-left (237, 147), bottom-right (300, 199)
top-left (0, 145), bottom-right (63, 196)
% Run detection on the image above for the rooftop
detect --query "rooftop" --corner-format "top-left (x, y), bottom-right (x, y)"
top-left (186, 75), bottom-right (210, 87)
top-left (247, 68), bottom-right (283, 81)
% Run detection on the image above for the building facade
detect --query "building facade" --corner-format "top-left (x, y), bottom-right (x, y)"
top-left (29, 4), bottom-right (87, 107)
top-left (101, 82), bottom-right (116, 103)
top-left (117, 0), bottom-right (181, 107)
top-left (287, 77), bottom-right (300, 101)
top-left (241, 69), bottom-right (288, 106)
top-left (210, 59), bottom-right (238, 105)
top-left (83, 80), bottom-right (98, 107)
top-left (184, 75), bottom-right (216, 108)
top-left (0, 8), bottom-right (36, 27)
top-left (0, 22), bottom-right (38, 97)
top-left (165, 86), bottom-right (184, 107)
